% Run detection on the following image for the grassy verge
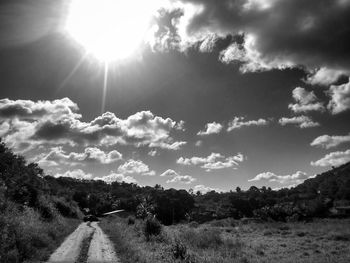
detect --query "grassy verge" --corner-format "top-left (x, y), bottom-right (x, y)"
top-left (100, 217), bottom-right (248, 263)
top-left (100, 217), bottom-right (350, 263)
top-left (0, 204), bottom-right (80, 263)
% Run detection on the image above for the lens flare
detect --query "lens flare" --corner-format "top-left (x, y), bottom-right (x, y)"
top-left (65, 0), bottom-right (160, 62)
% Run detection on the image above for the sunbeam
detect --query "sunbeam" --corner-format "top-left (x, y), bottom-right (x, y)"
top-left (101, 62), bottom-right (109, 114)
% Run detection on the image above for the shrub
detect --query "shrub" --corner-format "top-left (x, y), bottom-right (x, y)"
top-left (172, 239), bottom-right (187, 260)
top-left (127, 216), bottom-right (135, 225)
top-left (143, 217), bottom-right (162, 240)
top-left (53, 197), bottom-right (81, 218)
top-left (0, 201), bottom-right (79, 262)
top-left (37, 195), bottom-right (58, 221)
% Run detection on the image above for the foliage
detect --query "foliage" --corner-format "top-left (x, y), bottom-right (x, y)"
top-left (143, 216), bottom-right (162, 240)
top-left (0, 201), bottom-right (79, 262)
top-left (171, 239), bottom-right (187, 260)
top-left (127, 216), bottom-right (135, 225)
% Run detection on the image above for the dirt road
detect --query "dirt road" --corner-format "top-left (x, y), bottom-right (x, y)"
top-left (47, 221), bottom-right (119, 263)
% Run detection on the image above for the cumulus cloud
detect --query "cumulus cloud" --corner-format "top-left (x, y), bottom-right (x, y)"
top-left (278, 115), bottom-right (319, 128)
top-left (37, 146), bottom-right (122, 167)
top-left (94, 172), bottom-right (137, 184)
top-left (0, 98), bottom-right (186, 152)
top-left (117, 159), bottom-right (155, 176)
top-left (227, 117), bottom-right (268, 131)
top-left (55, 169), bottom-right (92, 180)
top-left (0, 121), bottom-right (10, 137)
top-left (192, 184), bottom-right (222, 194)
top-left (288, 87), bottom-right (325, 113)
top-left (160, 169), bottom-right (196, 184)
top-left (249, 171), bottom-right (310, 185)
top-left (197, 122), bottom-right (223, 135)
top-left (0, 97), bottom-right (80, 119)
top-left (311, 149), bottom-right (350, 167)
top-left (177, 152), bottom-right (244, 171)
top-left (305, 67), bottom-right (347, 86)
top-left (153, 0), bottom-right (350, 76)
top-left (327, 78), bottom-right (350, 114)
top-left (310, 133), bottom-right (350, 149)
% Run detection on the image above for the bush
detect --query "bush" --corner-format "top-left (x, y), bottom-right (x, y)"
top-left (53, 197), bottom-right (81, 218)
top-left (172, 239), bottom-right (187, 260)
top-left (127, 216), bottom-right (135, 225)
top-left (37, 195), bottom-right (58, 221)
top-left (0, 201), bottom-right (79, 262)
top-left (143, 217), bottom-right (162, 240)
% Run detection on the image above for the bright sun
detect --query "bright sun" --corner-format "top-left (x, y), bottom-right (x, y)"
top-left (65, 0), bottom-right (160, 62)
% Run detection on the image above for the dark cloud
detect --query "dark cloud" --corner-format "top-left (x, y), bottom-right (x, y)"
top-left (175, 0), bottom-right (350, 72)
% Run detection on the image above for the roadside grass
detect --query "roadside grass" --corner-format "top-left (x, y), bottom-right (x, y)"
top-left (0, 203), bottom-right (80, 263)
top-left (101, 217), bottom-right (350, 263)
top-left (100, 217), bottom-right (249, 263)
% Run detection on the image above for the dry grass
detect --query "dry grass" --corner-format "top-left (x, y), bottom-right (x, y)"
top-left (101, 217), bottom-right (350, 263)
top-left (0, 204), bottom-right (80, 263)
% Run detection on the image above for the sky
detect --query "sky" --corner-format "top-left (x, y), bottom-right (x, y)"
top-left (0, 0), bottom-right (350, 192)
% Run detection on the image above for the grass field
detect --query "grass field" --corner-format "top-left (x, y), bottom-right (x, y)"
top-left (100, 217), bottom-right (350, 263)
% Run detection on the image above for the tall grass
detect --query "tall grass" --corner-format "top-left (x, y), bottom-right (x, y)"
top-left (0, 201), bottom-right (80, 262)
top-left (100, 217), bottom-right (247, 263)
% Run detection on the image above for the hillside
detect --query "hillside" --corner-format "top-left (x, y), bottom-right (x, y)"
top-left (295, 162), bottom-right (350, 201)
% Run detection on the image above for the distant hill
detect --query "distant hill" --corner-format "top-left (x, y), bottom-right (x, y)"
top-left (294, 162), bottom-right (350, 201)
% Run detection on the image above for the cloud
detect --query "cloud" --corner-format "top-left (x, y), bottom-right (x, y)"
top-left (311, 149), bottom-right (350, 167)
top-left (327, 78), bottom-right (350, 114)
top-left (310, 133), bottom-right (350, 149)
top-left (148, 150), bottom-right (158, 156)
top-left (157, 0), bottom-right (350, 75)
top-left (94, 172), bottom-right (137, 184)
top-left (305, 67), bottom-right (347, 86)
top-left (278, 115), bottom-right (319, 128)
top-left (193, 184), bottom-right (222, 194)
top-left (37, 146), bottom-right (122, 167)
top-left (160, 169), bottom-right (196, 184)
top-left (227, 117), bottom-right (268, 131)
top-left (55, 169), bottom-right (92, 180)
top-left (195, 140), bottom-right (203, 147)
top-left (0, 121), bottom-right (10, 137)
top-left (0, 98), bottom-right (186, 152)
top-left (177, 152), bottom-right (244, 171)
top-left (288, 87), bottom-right (325, 113)
top-left (117, 159), bottom-right (155, 176)
top-left (0, 97), bottom-right (80, 119)
top-left (197, 122), bottom-right (223, 135)
top-left (249, 171), bottom-right (310, 185)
